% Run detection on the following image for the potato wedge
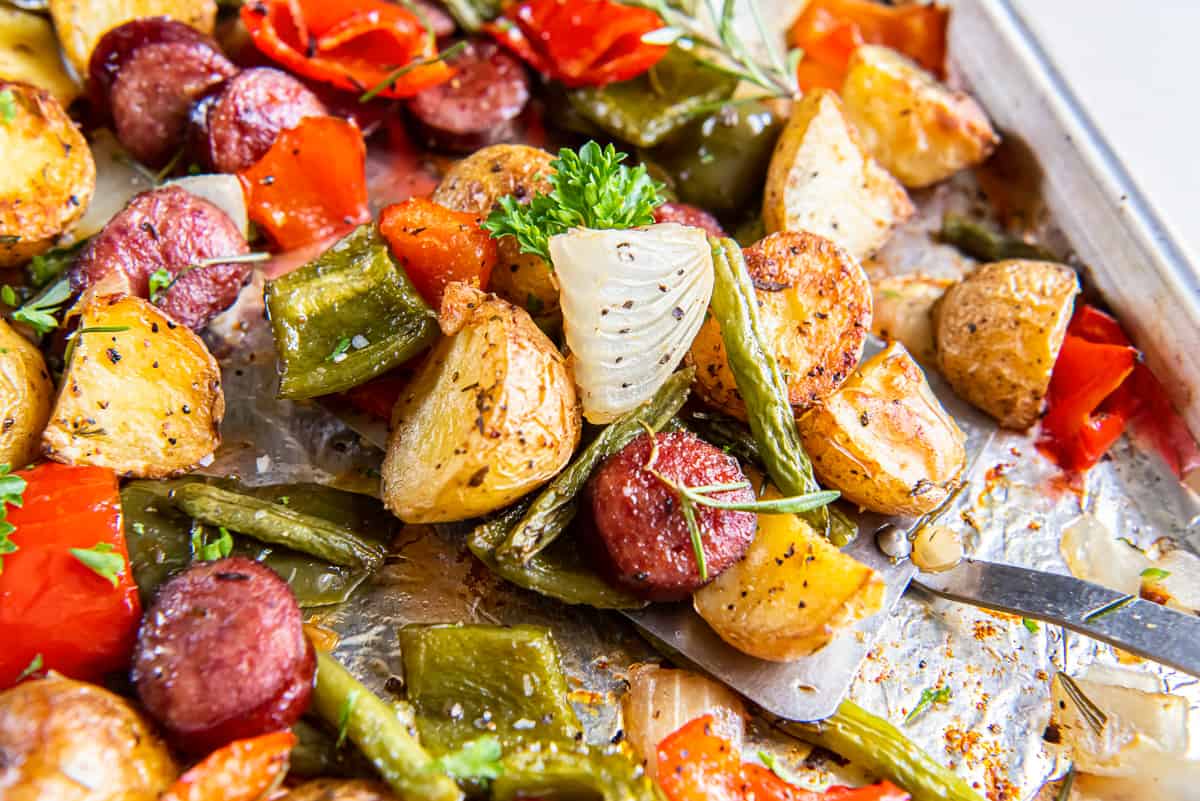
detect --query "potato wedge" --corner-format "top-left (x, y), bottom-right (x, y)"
top-left (48, 0), bottom-right (217, 77)
top-left (934, 259), bottom-right (1078, 429)
top-left (690, 231), bottom-right (871, 418)
top-left (871, 274), bottom-right (953, 366)
top-left (42, 293), bottom-right (224, 477)
top-left (762, 88), bottom-right (913, 262)
top-left (694, 484), bottom-right (885, 661)
top-left (798, 341), bottom-right (966, 516)
top-left (431, 144), bottom-right (560, 327)
top-left (0, 81), bottom-right (94, 267)
top-left (842, 45), bottom-right (999, 189)
top-left (0, 319), bottom-right (53, 468)
top-left (0, 7), bottom-right (81, 106)
top-left (382, 283), bottom-right (580, 523)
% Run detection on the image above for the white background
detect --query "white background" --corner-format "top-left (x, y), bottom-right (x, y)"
top-left (1011, 1), bottom-right (1199, 262)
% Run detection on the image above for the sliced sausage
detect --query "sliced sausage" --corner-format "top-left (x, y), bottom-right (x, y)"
top-left (653, 202), bottom-right (726, 237)
top-left (88, 17), bottom-right (218, 107)
top-left (406, 40), bottom-right (530, 153)
top-left (585, 431), bottom-right (757, 601)
top-left (71, 186), bottom-right (251, 330)
top-left (109, 39), bottom-right (237, 167)
top-left (194, 67), bottom-right (329, 174)
top-left (132, 557), bottom-right (315, 754)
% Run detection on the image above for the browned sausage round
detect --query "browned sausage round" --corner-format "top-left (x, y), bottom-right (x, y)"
top-left (406, 40), bottom-right (529, 153)
top-left (88, 17), bottom-right (219, 108)
top-left (132, 557), bottom-right (315, 755)
top-left (71, 185), bottom-right (251, 330)
top-left (194, 67), bottom-right (329, 174)
top-left (585, 431), bottom-right (757, 601)
top-left (653, 202), bottom-right (726, 238)
top-left (109, 38), bottom-right (236, 167)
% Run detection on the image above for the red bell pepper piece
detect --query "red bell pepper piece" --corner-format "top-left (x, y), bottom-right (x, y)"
top-left (485, 0), bottom-right (668, 88)
top-left (0, 463), bottom-right (140, 689)
top-left (341, 369), bottom-right (415, 420)
top-left (238, 115), bottom-right (372, 251)
top-left (241, 0), bottom-right (453, 99)
top-left (160, 730), bottom-right (297, 801)
top-left (787, 0), bottom-right (948, 91)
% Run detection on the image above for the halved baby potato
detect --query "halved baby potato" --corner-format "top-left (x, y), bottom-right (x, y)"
top-left (694, 483), bottom-right (886, 661)
top-left (871, 274), bottom-right (953, 366)
top-left (690, 230), bottom-right (872, 418)
top-left (381, 283), bottom-right (580, 523)
top-left (0, 81), bottom-right (94, 267)
top-left (762, 88), bottom-right (913, 262)
top-left (798, 341), bottom-right (966, 516)
top-left (0, 319), bottom-right (53, 468)
top-left (42, 293), bottom-right (224, 477)
top-left (934, 259), bottom-right (1078, 430)
top-left (841, 45), bottom-right (1000, 189)
top-left (0, 7), bottom-right (81, 106)
top-left (48, 0), bottom-right (217, 76)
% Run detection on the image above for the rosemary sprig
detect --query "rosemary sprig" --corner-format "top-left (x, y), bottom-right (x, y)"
top-left (149, 252), bottom-right (270, 304)
top-left (360, 41), bottom-right (469, 102)
top-left (1058, 674), bottom-right (1107, 737)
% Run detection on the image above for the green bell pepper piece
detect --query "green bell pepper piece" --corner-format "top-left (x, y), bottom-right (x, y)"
top-left (938, 214), bottom-right (1055, 263)
top-left (265, 224), bottom-right (438, 399)
top-left (492, 743), bottom-right (663, 801)
top-left (567, 47), bottom-right (739, 149)
top-left (399, 624), bottom-right (582, 754)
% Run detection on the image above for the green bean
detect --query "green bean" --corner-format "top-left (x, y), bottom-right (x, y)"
top-left (492, 743), bottom-right (662, 801)
top-left (495, 366), bottom-right (695, 564)
top-left (777, 700), bottom-right (984, 801)
top-left (468, 502), bottom-right (646, 609)
top-left (312, 651), bottom-right (463, 801)
top-left (171, 483), bottom-right (386, 570)
top-left (938, 214), bottom-right (1054, 263)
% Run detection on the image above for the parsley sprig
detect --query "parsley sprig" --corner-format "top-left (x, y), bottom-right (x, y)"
top-left (429, 736), bottom-right (504, 782)
top-left (11, 276), bottom-right (72, 337)
top-left (482, 141), bottom-right (665, 264)
top-left (904, 685), bottom-right (951, 724)
top-left (0, 464), bottom-right (27, 574)
top-left (70, 542), bottom-right (126, 587)
top-left (191, 523), bottom-right (234, 561)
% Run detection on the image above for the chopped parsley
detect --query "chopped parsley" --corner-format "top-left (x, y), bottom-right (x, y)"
top-left (1022, 618), bottom-right (1040, 633)
top-left (327, 337), bottom-right (353, 363)
top-left (15, 653), bottom-right (43, 682)
top-left (1, 285), bottom-right (17, 306)
top-left (336, 688), bottom-right (359, 749)
top-left (191, 523), bottom-right (233, 561)
top-left (0, 464), bottom-right (27, 574)
top-left (429, 736), bottom-right (504, 782)
top-left (904, 685), bottom-right (951, 724)
top-left (1141, 567), bottom-right (1171, 582)
top-left (0, 89), bottom-right (15, 125)
top-left (148, 267), bottom-right (173, 303)
top-left (69, 542), bottom-right (126, 587)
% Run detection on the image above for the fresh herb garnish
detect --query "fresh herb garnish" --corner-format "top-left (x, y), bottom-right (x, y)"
top-left (0, 464), bottom-right (27, 574)
top-left (70, 326), bottom-right (131, 338)
top-left (29, 239), bottom-right (88, 288)
top-left (1058, 674), bottom-right (1106, 736)
top-left (327, 337), bottom-right (353, 363)
top-left (15, 653), bottom-right (43, 682)
top-left (429, 735), bottom-right (504, 781)
top-left (360, 40), bottom-right (469, 102)
top-left (1, 286), bottom-right (16, 306)
top-left (483, 141), bottom-right (665, 264)
top-left (759, 751), bottom-right (804, 786)
top-left (336, 689), bottom-right (359, 749)
top-left (1022, 618), bottom-right (1040, 633)
top-left (10, 276), bottom-right (72, 337)
top-left (1081, 594), bottom-right (1136, 622)
top-left (0, 89), bottom-right (15, 125)
top-left (69, 542), bottom-right (126, 587)
top-left (1141, 567), bottom-right (1171, 582)
top-left (905, 686), bottom-right (951, 724)
top-left (148, 267), bottom-right (173, 303)
top-left (191, 523), bottom-right (234, 561)
top-left (149, 253), bottom-right (270, 304)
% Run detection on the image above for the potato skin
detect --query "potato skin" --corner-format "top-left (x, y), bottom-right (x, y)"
top-left (0, 674), bottom-right (177, 801)
top-left (841, 45), bottom-right (999, 189)
top-left (0, 81), bottom-right (94, 267)
top-left (48, 0), bottom-right (217, 77)
top-left (690, 231), bottom-right (871, 418)
top-left (42, 293), bottom-right (224, 477)
top-left (0, 7), bottom-right (81, 106)
top-left (871, 274), bottom-right (953, 366)
top-left (762, 88), bottom-right (912, 262)
top-left (431, 144), bottom-right (559, 326)
top-left (382, 282), bottom-right (580, 523)
top-left (693, 483), bottom-right (885, 661)
top-left (284, 779), bottom-right (398, 801)
top-left (798, 341), bottom-right (966, 516)
top-left (935, 259), bottom-right (1079, 430)
top-left (0, 319), bottom-right (53, 467)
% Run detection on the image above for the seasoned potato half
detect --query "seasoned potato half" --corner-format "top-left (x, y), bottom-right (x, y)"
top-left (0, 7), bottom-right (81, 106)
top-left (842, 45), bottom-right (1000, 189)
top-left (0, 675), bottom-right (177, 801)
top-left (48, 0), bottom-right (217, 76)
top-left (694, 484), bottom-right (885, 661)
top-left (762, 88), bottom-right (913, 262)
top-left (382, 283), bottom-right (580, 523)
top-left (871, 274), bottom-right (953, 366)
top-left (0, 320), bottom-right (53, 467)
top-left (432, 144), bottom-right (560, 327)
top-left (798, 341), bottom-right (966, 516)
top-left (690, 231), bottom-right (871, 418)
top-left (935, 259), bottom-right (1079, 430)
top-left (43, 293), bottom-right (224, 477)
top-left (0, 82), bottom-right (94, 267)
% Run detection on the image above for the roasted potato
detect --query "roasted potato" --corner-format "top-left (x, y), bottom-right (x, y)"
top-left (0, 674), bottom-right (177, 801)
top-left (871, 274), bottom-right (953, 366)
top-left (285, 780), bottom-right (398, 801)
top-left (0, 81), bottom-right (94, 267)
top-left (694, 483), bottom-right (886, 661)
top-left (797, 341), bottom-right (966, 516)
top-left (762, 88), bottom-right (913, 262)
top-left (690, 231), bottom-right (871, 418)
top-left (431, 144), bottom-right (559, 327)
top-left (382, 283), bottom-right (580, 523)
top-left (0, 319), bottom-right (53, 467)
top-left (934, 259), bottom-right (1078, 429)
top-left (0, 7), bottom-right (81, 106)
top-left (42, 293), bottom-right (224, 477)
top-left (841, 45), bottom-right (1000, 189)
top-left (48, 0), bottom-right (217, 77)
